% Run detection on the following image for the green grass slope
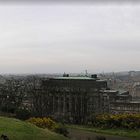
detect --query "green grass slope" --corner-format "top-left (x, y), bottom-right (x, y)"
top-left (0, 117), bottom-right (69, 140)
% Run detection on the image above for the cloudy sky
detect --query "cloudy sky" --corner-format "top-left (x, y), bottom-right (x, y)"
top-left (0, 2), bottom-right (140, 74)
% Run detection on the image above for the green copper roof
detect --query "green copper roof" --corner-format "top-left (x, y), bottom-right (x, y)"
top-left (53, 77), bottom-right (97, 80)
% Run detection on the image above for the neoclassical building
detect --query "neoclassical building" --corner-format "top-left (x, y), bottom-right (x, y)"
top-left (41, 74), bottom-right (107, 123)
top-left (29, 74), bottom-right (136, 124)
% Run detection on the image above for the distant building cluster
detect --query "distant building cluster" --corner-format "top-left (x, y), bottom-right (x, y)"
top-left (0, 73), bottom-right (140, 124)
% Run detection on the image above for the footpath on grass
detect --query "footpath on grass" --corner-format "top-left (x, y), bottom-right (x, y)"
top-left (67, 125), bottom-right (140, 140)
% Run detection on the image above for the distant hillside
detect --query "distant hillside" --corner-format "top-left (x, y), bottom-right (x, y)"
top-left (0, 117), bottom-right (69, 140)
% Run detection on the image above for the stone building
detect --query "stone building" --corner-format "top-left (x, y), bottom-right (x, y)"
top-left (110, 101), bottom-right (140, 114)
top-left (30, 74), bottom-right (140, 123)
top-left (41, 74), bottom-right (108, 123)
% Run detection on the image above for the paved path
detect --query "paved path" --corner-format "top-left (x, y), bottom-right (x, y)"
top-left (68, 128), bottom-right (139, 140)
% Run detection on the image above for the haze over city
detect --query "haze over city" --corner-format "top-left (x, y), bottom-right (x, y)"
top-left (0, 3), bottom-right (140, 74)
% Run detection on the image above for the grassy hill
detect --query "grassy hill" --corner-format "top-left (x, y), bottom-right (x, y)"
top-left (0, 117), bottom-right (69, 140)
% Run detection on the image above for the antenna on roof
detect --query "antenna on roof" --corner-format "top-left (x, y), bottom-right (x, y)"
top-left (85, 69), bottom-right (88, 77)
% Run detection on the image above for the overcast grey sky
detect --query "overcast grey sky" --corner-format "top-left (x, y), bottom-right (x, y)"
top-left (0, 3), bottom-right (140, 74)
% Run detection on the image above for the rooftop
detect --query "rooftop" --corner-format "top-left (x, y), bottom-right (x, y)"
top-left (101, 90), bottom-right (118, 93)
top-left (52, 76), bottom-right (97, 80)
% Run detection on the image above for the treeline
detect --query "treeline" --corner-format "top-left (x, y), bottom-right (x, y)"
top-left (89, 114), bottom-right (140, 130)
top-left (0, 75), bottom-right (44, 117)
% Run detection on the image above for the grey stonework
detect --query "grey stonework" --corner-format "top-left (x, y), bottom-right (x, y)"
top-left (30, 76), bottom-right (131, 123)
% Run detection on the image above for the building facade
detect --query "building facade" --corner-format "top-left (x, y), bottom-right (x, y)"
top-left (29, 74), bottom-right (140, 124)
top-left (41, 75), bottom-right (107, 123)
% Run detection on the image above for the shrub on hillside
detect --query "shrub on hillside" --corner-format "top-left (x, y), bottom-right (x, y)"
top-left (15, 108), bottom-right (31, 120)
top-left (27, 117), bottom-right (69, 136)
top-left (27, 117), bottom-right (57, 130)
top-left (54, 124), bottom-right (69, 137)
top-left (90, 113), bottom-right (140, 130)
